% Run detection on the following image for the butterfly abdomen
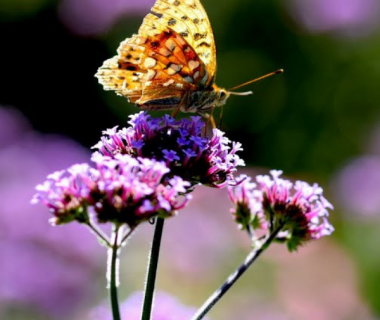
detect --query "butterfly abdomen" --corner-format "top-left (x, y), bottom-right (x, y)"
top-left (181, 89), bottom-right (218, 113)
top-left (139, 97), bottom-right (183, 111)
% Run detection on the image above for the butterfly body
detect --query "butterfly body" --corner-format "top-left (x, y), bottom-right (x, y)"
top-left (96, 0), bottom-right (228, 115)
top-left (136, 84), bottom-right (229, 113)
top-left (185, 86), bottom-right (229, 112)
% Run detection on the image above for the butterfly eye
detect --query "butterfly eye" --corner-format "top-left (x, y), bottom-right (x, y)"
top-left (220, 91), bottom-right (226, 98)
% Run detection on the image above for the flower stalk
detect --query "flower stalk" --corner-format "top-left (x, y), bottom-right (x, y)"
top-left (86, 220), bottom-right (112, 247)
top-left (141, 218), bottom-right (165, 320)
top-left (108, 225), bottom-right (121, 320)
top-left (120, 226), bottom-right (136, 246)
top-left (191, 224), bottom-right (284, 320)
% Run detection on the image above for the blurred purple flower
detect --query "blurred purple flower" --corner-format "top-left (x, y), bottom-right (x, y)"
top-left (93, 112), bottom-right (245, 188)
top-left (89, 291), bottom-right (209, 320)
top-left (229, 170), bottom-right (334, 251)
top-left (0, 242), bottom-right (96, 317)
top-left (58, 0), bottom-right (153, 36)
top-left (33, 153), bottom-right (191, 227)
top-left (332, 156), bottom-right (380, 218)
top-left (288, 0), bottom-right (380, 38)
top-left (0, 106), bottom-right (102, 318)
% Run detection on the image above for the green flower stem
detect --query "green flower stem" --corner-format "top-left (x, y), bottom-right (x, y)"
top-left (141, 217), bottom-right (165, 320)
top-left (109, 225), bottom-right (121, 320)
top-left (191, 224), bottom-right (284, 320)
top-left (87, 221), bottom-right (112, 247)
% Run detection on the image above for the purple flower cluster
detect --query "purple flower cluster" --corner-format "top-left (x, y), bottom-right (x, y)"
top-left (228, 170), bottom-right (334, 251)
top-left (93, 112), bottom-right (245, 188)
top-left (32, 163), bottom-right (91, 225)
top-left (32, 154), bottom-right (191, 227)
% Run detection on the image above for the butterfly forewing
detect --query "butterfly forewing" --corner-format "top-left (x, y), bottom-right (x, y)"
top-left (147, 0), bottom-right (216, 83)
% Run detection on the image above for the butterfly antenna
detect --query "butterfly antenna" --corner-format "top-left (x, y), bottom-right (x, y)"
top-left (228, 69), bottom-right (284, 92)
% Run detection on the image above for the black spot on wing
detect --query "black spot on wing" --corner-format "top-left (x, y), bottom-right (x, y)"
top-left (168, 18), bottom-right (176, 26)
top-left (197, 41), bottom-right (211, 48)
top-left (194, 33), bottom-right (207, 40)
top-left (150, 41), bottom-right (160, 48)
top-left (118, 60), bottom-right (139, 71)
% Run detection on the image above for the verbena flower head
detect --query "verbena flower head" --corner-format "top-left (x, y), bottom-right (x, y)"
top-left (92, 111), bottom-right (245, 188)
top-left (32, 154), bottom-right (191, 227)
top-left (228, 170), bottom-right (334, 251)
top-left (31, 164), bottom-right (92, 225)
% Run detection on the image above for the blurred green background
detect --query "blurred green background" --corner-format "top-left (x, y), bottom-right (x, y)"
top-left (1, 0), bottom-right (380, 319)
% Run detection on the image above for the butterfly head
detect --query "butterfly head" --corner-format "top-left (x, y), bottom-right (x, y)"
top-left (214, 87), bottom-right (230, 107)
top-left (212, 86), bottom-right (253, 108)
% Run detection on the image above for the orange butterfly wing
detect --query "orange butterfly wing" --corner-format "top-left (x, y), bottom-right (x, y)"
top-left (95, 0), bottom-right (217, 110)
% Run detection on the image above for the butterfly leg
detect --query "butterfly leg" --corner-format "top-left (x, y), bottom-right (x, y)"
top-left (208, 113), bottom-right (217, 129)
top-left (171, 107), bottom-right (180, 118)
top-left (198, 107), bottom-right (216, 135)
top-left (171, 92), bottom-right (190, 118)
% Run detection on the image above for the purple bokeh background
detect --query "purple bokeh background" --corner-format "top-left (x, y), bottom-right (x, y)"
top-left (0, 106), bottom-right (103, 318)
top-left (288, 0), bottom-right (380, 38)
top-left (333, 156), bottom-right (380, 218)
top-left (331, 121), bottom-right (380, 219)
top-left (89, 291), bottom-right (204, 320)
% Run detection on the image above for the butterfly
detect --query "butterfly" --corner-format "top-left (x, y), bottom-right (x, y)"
top-left (95, 0), bottom-right (282, 119)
